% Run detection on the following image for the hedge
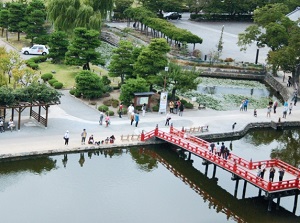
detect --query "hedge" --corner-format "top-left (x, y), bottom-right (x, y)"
top-left (107, 110), bottom-right (115, 116)
top-left (53, 82), bottom-right (63, 89)
top-left (41, 73), bottom-right (53, 82)
top-left (48, 79), bottom-right (58, 86)
top-left (98, 105), bottom-right (109, 112)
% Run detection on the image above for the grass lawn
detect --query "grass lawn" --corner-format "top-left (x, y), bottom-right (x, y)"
top-left (1, 33), bottom-right (31, 50)
top-left (38, 62), bottom-right (110, 89)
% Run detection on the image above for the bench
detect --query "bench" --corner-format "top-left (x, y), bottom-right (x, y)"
top-left (121, 135), bottom-right (130, 141)
top-left (131, 134), bottom-right (141, 141)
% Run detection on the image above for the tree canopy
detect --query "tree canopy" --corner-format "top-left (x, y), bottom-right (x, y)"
top-left (119, 78), bottom-right (149, 105)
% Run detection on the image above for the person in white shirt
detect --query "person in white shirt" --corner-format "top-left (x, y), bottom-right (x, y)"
top-left (128, 104), bottom-right (134, 119)
top-left (8, 119), bottom-right (15, 132)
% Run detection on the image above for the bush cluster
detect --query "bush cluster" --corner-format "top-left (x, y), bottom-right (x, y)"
top-left (41, 73), bottom-right (53, 82)
top-left (98, 105), bottom-right (109, 112)
top-left (26, 56), bottom-right (47, 70)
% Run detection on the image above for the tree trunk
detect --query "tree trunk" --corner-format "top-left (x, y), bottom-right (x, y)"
top-left (294, 64), bottom-right (300, 93)
top-left (171, 88), bottom-right (176, 101)
top-left (18, 31), bottom-right (20, 41)
top-left (83, 63), bottom-right (90, 70)
top-left (1, 28), bottom-right (3, 37)
top-left (6, 29), bottom-right (8, 41)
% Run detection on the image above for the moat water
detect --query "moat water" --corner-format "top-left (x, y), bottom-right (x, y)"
top-left (1, 128), bottom-right (300, 223)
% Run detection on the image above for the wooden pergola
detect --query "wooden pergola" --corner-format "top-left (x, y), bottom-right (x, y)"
top-left (0, 101), bottom-right (60, 130)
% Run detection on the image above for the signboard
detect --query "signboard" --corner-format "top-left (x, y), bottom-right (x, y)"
top-left (158, 92), bottom-right (168, 113)
top-left (137, 97), bottom-right (148, 105)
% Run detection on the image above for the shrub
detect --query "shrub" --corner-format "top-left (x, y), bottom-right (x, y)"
top-left (98, 105), bottom-right (109, 112)
top-left (89, 101), bottom-right (97, 105)
top-left (181, 99), bottom-right (188, 105)
top-left (152, 105), bottom-right (159, 112)
top-left (74, 91), bottom-right (81, 97)
top-left (107, 110), bottom-right (114, 116)
top-left (53, 82), bottom-right (63, 89)
top-left (33, 56), bottom-right (47, 63)
top-left (26, 60), bottom-right (39, 70)
top-left (184, 102), bottom-right (194, 109)
top-left (48, 79), bottom-right (58, 86)
top-left (41, 73), bottom-right (53, 82)
top-left (122, 108), bottom-right (128, 115)
top-left (103, 99), bottom-right (112, 106)
top-left (69, 89), bottom-right (76, 95)
top-left (111, 99), bottom-right (119, 108)
top-left (224, 58), bottom-right (234, 62)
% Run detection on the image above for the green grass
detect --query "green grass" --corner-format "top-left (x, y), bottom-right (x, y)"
top-left (38, 62), bottom-right (111, 89)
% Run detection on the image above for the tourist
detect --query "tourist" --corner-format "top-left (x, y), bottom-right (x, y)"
top-left (118, 103), bottom-right (123, 118)
top-left (128, 104), bottom-right (134, 119)
top-left (260, 163), bottom-right (266, 179)
top-left (64, 130), bottom-right (69, 145)
top-left (105, 137), bottom-right (109, 144)
top-left (243, 98), bottom-right (249, 111)
top-left (169, 100), bottom-right (174, 113)
top-left (110, 135), bottom-right (115, 143)
top-left (220, 142), bottom-right (225, 158)
top-left (257, 165), bottom-right (262, 177)
top-left (0, 117), bottom-right (4, 133)
top-left (165, 112), bottom-right (171, 126)
top-left (88, 135), bottom-right (94, 144)
top-left (210, 142), bottom-right (215, 153)
top-left (142, 103), bottom-right (146, 117)
top-left (215, 142), bottom-right (221, 157)
top-left (283, 106), bottom-right (288, 119)
top-left (174, 101), bottom-right (179, 114)
top-left (273, 101), bottom-right (278, 113)
top-left (279, 167), bottom-right (285, 181)
top-left (130, 111), bottom-right (135, 126)
top-left (240, 100), bottom-right (244, 111)
top-left (179, 103), bottom-right (184, 116)
top-left (224, 147), bottom-right (230, 160)
top-left (267, 106), bottom-right (271, 117)
top-left (254, 109), bottom-right (257, 117)
top-left (99, 111), bottom-right (104, 125)
top-left (289, 102), bottom-right (293, 115)
top-left (8, 119), bottom-right (15, 132)
top-left (294, 95), bottom-right (298, 106)
top-left (269, 166), bottom-right (276, 182)
top-left (81, 129), bottom-right (87, 145)
top-left (105, 115), bottom-right (110, 127)
top-left (287, 76), bottom-right (292, 87)
top-left (135, 112), bottom-right (140, 127)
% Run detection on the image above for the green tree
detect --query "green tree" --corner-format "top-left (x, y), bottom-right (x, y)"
top-left (48, 31), bottom-right (69, 64)
top-left (108, 40), bottom-right (139, 84)
top-left (134, 38), bottom-right (170, 90)
top-left (65, 27), bottom-right (103, 70)
top-left (0, 9), bottom-right (9, 40)
top-left (0, 86), bottom-right (15, 106)
top-left (74, 70), bottom-right (104, 99)
top-left (47, 0), bottom-right (103, 33)
top-left (24, 0), bottom-right (47, 45)
top-left (119, 78), bottom-right (148, 105)
top-left (160, 63), bottom-right (201, 100)
top-left (8, 2), bottom-right (26, 41)
top-left (114, 0), bottom-right (133, 13)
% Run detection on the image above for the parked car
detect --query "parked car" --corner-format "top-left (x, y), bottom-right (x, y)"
top-left (21, 45), bottom-right (49, 55)
top-left (163, 12), bottom-right (182, 20)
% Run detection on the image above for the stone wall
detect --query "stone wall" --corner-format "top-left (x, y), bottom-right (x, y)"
top-left (264, 73), bottom-right (290, 101)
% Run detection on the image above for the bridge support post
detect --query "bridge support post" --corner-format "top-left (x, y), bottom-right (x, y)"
top-left (234, 179), bottom-right (240, 197)
top-left (205, 163), bottom-right (209, 176)
top-left (267, 198), bottom-right (273, 212)
top-left (276, 197), bottom-right (281, 210)
top-left (188, 152), bottom-right (191, 160)
top-left (258, 189), bottom-right (262, 197)
top-left (293, 190), bottom-right (299, 214)
top-left (242, 180), bottom-right (247, 199)
top-left (212, 164), bottom-right (217, 178)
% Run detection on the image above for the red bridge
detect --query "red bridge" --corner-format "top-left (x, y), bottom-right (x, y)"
top-left (141, 125), bottom-right (300, 213)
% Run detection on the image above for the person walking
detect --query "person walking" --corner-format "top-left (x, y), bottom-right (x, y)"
top-left (267, 106), bottom-right (271, 117)
top-left (257, 165), bottom-right (262, 177)
top-left (283, 106), bottom-right (288, 118)
top-left (105, 115), bottom-right (110, 127)
top-left (269, 166), bottom-right (276, 182)
top-left (135, 112), bottom-right (140, 127)
top-left (128, 104), bottom-right (134, 119)
top-left (64, 130), bottom-right (69, 145)
top-left (0, 117), bottom-right (4, 133)
top-left (169, 101), bottom-right (174, 113)
top-left (216, 142), bottom-right (221, 157)
top-left (81, 129), bottom-right (87, 145)
top-left (243, 98), bottom-right (249, 111)
top-left (273, 100), bottom-right (278, 113)
top-left (179, 103), bottom-right (184, 116)
top-left (118, 103), bottom-right (123, 118)
top-left (130, 111), bottom-right (135, 126)
top-left (142, 103), bottom-right (146, 117)
top-left (260, 163), bottom-right (266, 179)
top-left (210, 142), bottom-right (215, 153)
top-left (278, 167), bottom-right (285, 181)
top-left (294, 96), bottom-right (298, 106)
top-left (289, 102), bottom-right (293, 115)
top-left (165, 112), bottom-right (171, 126)
top-left (99, 111), bottom-right (104, 125)
top-left (240, 100), bottom-right (244, 111)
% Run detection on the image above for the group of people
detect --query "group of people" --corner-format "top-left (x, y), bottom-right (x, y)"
top-left (99, 112), bottom-right (111, 127)
top-left (128, 103), bottom-right (140, 127)
top-left (257, 164), bottom-right (285, 182)
top-left (239, 98), bottom-right (249, 111)
top-left (63, 128), bottom-right (116, 146)
top-left (209, 142), bottom-right (231, 160)
top-left (0, 117), bottom-right (15, 133)
top-left (169, 100), bottom-right (184, 116)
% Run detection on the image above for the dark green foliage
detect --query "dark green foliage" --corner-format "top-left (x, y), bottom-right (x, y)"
top-left (41, 73), bottom-right (53, 82)
top-left (119, 78), bottom-right (149, 105)
top-left (48, 79), bottom-right (58, 86)
top-left (152, 104), bottom-right (159, 112)
top-left (74, 70), bottom-right (104, 99)
top-left (53, 82), bottom-right (63, 89)
top-left (69, 88), bottom-right (76, 95)
top-left (184, 102), bottom-right (194, 109)
top-left (48, 31), bottom-right (69, 64)
top-left (0, 86), bottom-right (15, 106)
top-left (26, 56), bottom-right (47, 69)
top-left (101, 75), bottom-right (111, 85)
top-left (98, 105), bottom-right (109, 112)
top-left (107, 110), bottom-right (114, 116)
top-left (65, 27), bottom-right (104, 70)
top-left (8, 2), bottom-right (26, 41)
